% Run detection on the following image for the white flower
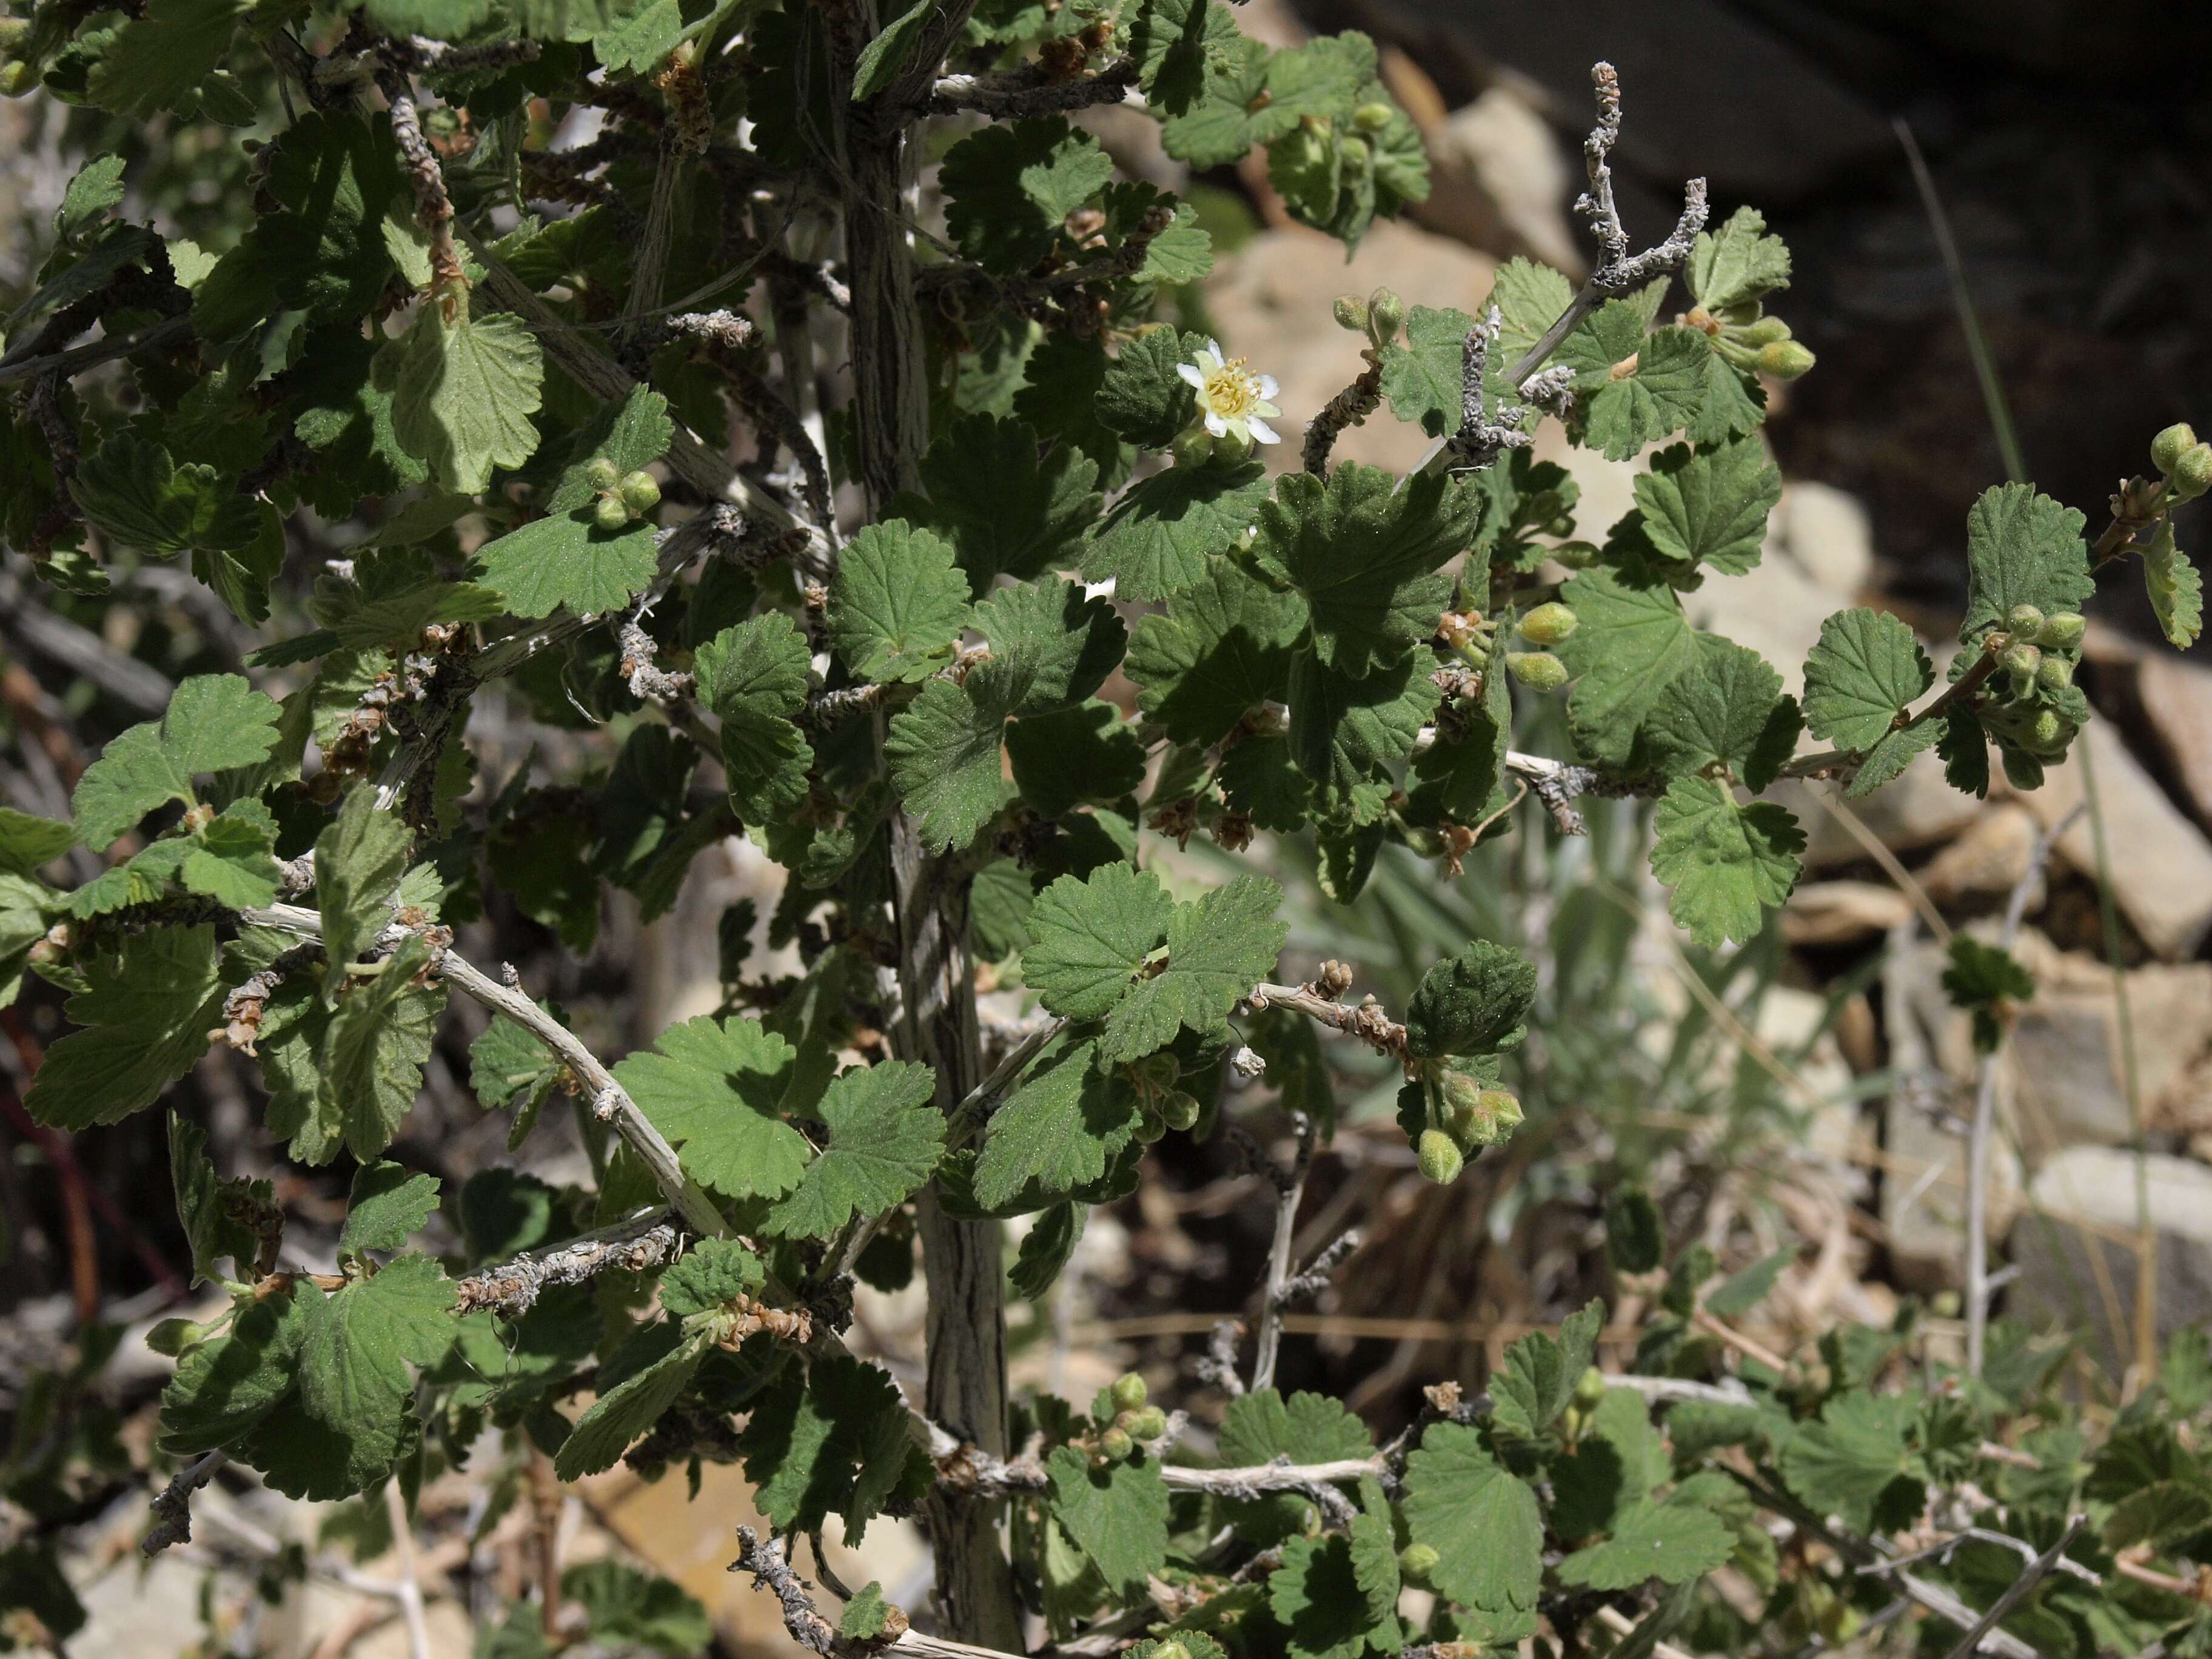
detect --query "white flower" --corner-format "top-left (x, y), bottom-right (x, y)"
top-left (1176, 339), bottom-right (1282, 447)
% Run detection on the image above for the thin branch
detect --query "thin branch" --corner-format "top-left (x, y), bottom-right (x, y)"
top-left (734, 1527), bottom-right (1023, 1659)
top-left (143, 1451), bottom-right (229, 1557)
top-left (1240, 967), bottom-right (1409, 1066)
top-left (1302, 350), bottom-right (1384, 477)
top-left (926, 1426), bottom-right (1384, 1524)
top-left (0, 314), bottom-right (195, 388)
top-left (1251, 1113), bottom-right (1319, 1393)
top-left (1858, 1527), bottom-right (2100, 1588)
top-left (383, 1482), bottom-right (432, 1659)
top-left (452, 1208), bottom-right (683, 1317)
top-left (374, 61), bottom-right (467, 300)
top-left (1939, 1515), bottom-right (2086, 1659)
top-left (241, 901), bottom-right (727, 1239)
top-left (928, 59), bottom-right (1138, 116)
top-left (1967, 801), bottom-right (2084, 1375)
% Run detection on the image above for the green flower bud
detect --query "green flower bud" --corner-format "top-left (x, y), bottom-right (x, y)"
top-left (1550, 540), bottom-right (1601, 569)
top-left (1353, 101), bottom-right (1394, 133)
top-left (2005, 603), bottom-right (2045, 638)
top-left (2001, 642), bottom-right (2042, 687)
top-left (1098, 1427), bottom-right (1134, 1462)
top-left (2037, 611), bottom-right (2086, 651)
top-left (1517, 601), bottom-right (1579, 645)
top-left (1573, 1365), bottom-right (1608, 1410)
top-left (1417, 1128), bottom-right (1463, 1185)
top-left (1396, 1543), bottom-right (1441, 1584)
top-left (618, 470), bottom-right (661, 515)
top-left (146, 1316), bottom-right (209, 1358)
top-left (1735, 315), bottom-right (1791, 346)
top-left (1171, 426), bottom-right (1216, 469)
top-left (0, 59), bottom-right (37, 96)
top-left (584, 455), bottom-right (620, 492)
top-left (1506, 651), bottom-right (1568, 691)
top-left (1755, 340), bottom-right (1816, 380)
top-left (1213, 426), bottom-right (1256, 466)
top-left (1138, 1053), bottom-right (1179, 1093)
top-left (2026, 709), bottom-right (2075, 754)
top-left (594, 493), bottom-right (633, 533)
top-left (1332, 293), bottom-right (1370, 334)
top-left (1110, 1373), bottom-right (1149, 1413)
top-left (1367, 288), bottom-right (1406, 344)
top-left (1339, 135), bottom-right (1371, 172)
top-left (2151, 422), bottom-right (2199, 475)
top-left (1158, 1090), bottom-right (1201, 1131)
top-left (1151, 1643), bottom-right (1190, 1659)
top-left (1133, 1110), bottom-right (1166, 1145)
top-left (1126, 1406), bottom-right (1168, 1442)
top-left (2171, 441), bottom-right (2212, 503)
top-left (2036, 654), bottom-right (2074, 693)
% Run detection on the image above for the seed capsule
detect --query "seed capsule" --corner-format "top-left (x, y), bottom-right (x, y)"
top-left (618, 471), bottom-right (661, 515)
top-left (1755, 340), bottom-right (1815, 380)
top-left (2171, 441), bottom-right (2212, 503)
top-left (1517, 602), bottom-right (1579, 645)
top-left (1417, 1128), bottom-right (1464, 1185)
top-left (1367, 287), bottom-right (1406, 344)
top-left (1125, 1406), bottom-right (1168, 1442)
top-left (1098, 1427), bottom-right (1134, 1462)
top-left (1397, 1544), bottom-right (1441, 1584)
top-left (2036, 654), bottom-right (2074, 692)
top-left (1506, 651), bottom-right (1568, 691)
top-left (2001, 642), bottom-right (2041, 688)
top-left (2151, 421), bottom-right (2199, 476)
top-left (1158, 1090), bottom-right (1201, 1131)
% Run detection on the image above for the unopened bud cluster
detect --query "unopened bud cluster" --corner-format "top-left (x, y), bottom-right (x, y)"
top-left (1977, 601), bottom-right (2089, 774)
top-left (2152, 422), bottom-right (2212, 503)
top-left (1333, 286), bottom-right (1406, 350)
top-left (1688, 298), bottom-right (1815, 383)
top-left (1504, 600), bottom-right (1578, 692)
top-left (1087, 1372), bottom-right (1167, 1466)
top-left (585, 455), bottom-right (661, 531)
top-left (1415, 1064), bottom-right (1523, 1184)
top-left (1126, 1051), bottom-right (1200, 1144)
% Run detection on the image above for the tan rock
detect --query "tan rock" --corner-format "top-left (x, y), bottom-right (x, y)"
top-left (1419, 85), bottom-right (1581, 270)
top-left (1781, 879), bottom-right (1914, 946)
top-left (2011, 1147), bottom-right (2212, 1367)
top-left (1917, 803), bottom-right (2043, 908)
top-left (2011, 720), bottom-right (2212, 959)
top-left (1204, 219), bottom-right (1497, 475)
top-left (2131, 654), bottom-right (2212, 830)
top-left (1769, 481), bottom-right (1874, 602)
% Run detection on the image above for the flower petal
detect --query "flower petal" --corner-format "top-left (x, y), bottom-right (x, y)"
top-left (1205, 338), bottom-right (1224, 359)
top-left (1204, 411), bottom-right (1229, 437)
top-left (1176, 363), bottom-right (1205, 389)
top-left (1247, 417), bottom-right (1281, 446)
top-left (1252, 399), bottom-right (1282, 420)
top-left (1255, 375), bottom-right (1280, 401)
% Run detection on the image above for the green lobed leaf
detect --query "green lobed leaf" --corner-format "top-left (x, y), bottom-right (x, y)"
top-left (378, 304), bottom-right (545, 495)
top-left (1024, 865), bottom-right (1175, 1022)
top-left (610, 1015), bottom-right (816, 1201)
top-left (1268, 1518), bottom-right (1401, 1659)
top-left (1552, 570), bottom-right (1698, 768)
top-left (1959, 482), bottom-right (2094, 643)
top-left (169, 1112), bottom-right (264, 1284)
top-left (1376, 304), bottom-right (1478, 440)
top-left (298, 1254), bottom-right (456, 1490)
top-left (1488, 1300), bottom-right (1603, 1439)
top-left (657, 1236), bottom-right (766, 1316)
top-left (1249, 465), bottom-right (1478, 675)
top-left (971, 577), bottom-right (1127, 716)
top-left (883, 667), bottom-right (1018, 851)
top-left (159, 1285), bottom-right (307, 1453)
top-left (828, 520), bottom-right (971, 683)
top-left (763, 1061), bottom-right (944, 1239)
top-left (1007, 701), bottom-right (1148, 819)
top-left (1779, 1390), bottom-right (1916, 1533)
top-left (338, 1161), bottom-right (441, 1259)
top-left (1801, 609), bottom-right (1934, 752)
top-left (741, 1355), bottom-right (926, 1541)
top-left (320, 933), bottom-right (446, 1161)
top-left (1101, 876), bottom-right (1285, 1065)
top-left (474, 511), bottom-right (659, 620)
top-left (972, 1035), bottom-right (1144, 1210)
top-left (316, 788), bottom-right (411, 991)
top-left (696, 615), bottom-right (815, 823)
top-left (2147, 517), bottom-right (2204, 651)
top-left (1632, 437), bottom-right (1780, 575)
top-left (1649, 777), bottom-right (1803, 950)
top-left (0, 810), bottom-right (76, 877)
top-left (892, 414), bottom-right (1102, 594)
top-left (1554, 1499), bottom-right (1735, 1590)
top-left (85, 0), bottom-right (247, 118)
top-left (1402, 1423), bottom-right (1542, 1616)
top-left (1125, 563), bottom-right (1304, 746)
top-left (1686, 206), bottom-right (1793, 313)
top-left (554, 1332), bottom-right (709, 1480)
top-left (1286, 650), bottom-right (1438, 802)
top-left (72, 674), bottom-right (282, 851)
top-left (1083, 462), bottom-right (1271, 602)
top-left (25, 926), bottom-right (226, 1130)
top-left (1403, 939), bottom-right (1535, 1060)
top-left (1644, 635), bottom-right (1791, 778)
top-left (69, 433), bottom-right (261, 558)
top-left (1045, 1445), bottom-right (1170, 1598)
top-left (940, 118), bottom-right (1116, 273)
top-left (1557, 308), bottom-right (1715, 461)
